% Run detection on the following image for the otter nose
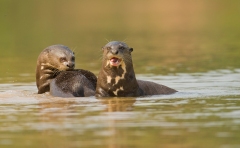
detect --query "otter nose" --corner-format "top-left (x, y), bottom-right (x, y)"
top-left (67, 62), bottom-right (75, 69)
top-left (111, 49), bottom-right (118, 55)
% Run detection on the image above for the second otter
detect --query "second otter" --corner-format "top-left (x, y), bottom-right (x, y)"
top-left (36, 45), bottom-right (97, 97)
top-left (96, 41), bottom-right (177, 97)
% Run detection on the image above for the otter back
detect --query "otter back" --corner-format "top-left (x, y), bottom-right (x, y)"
top-left (50, 70), bottom-right (97, 97)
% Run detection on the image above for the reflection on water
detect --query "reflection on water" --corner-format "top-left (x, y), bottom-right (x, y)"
top-left (0, 69), bottom-right (240, 147)
top-left (99, 98), bottom-right (136, 112)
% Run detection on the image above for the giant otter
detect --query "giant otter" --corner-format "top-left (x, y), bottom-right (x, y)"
top-left (95, 41), bottom-right (177, 97)
top-left (36, 44), bottom-right (97, 97)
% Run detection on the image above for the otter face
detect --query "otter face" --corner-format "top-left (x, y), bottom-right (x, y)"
top-left (41, 45), bottom-right (75, 71)
top-left (52, 50), bottom-right (75, 71)
top-left (102, 41), bottom-right (133, 68)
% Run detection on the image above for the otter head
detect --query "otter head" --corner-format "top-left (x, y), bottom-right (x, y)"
top-left (102, 41), bottom-right (133, 69)
top-left (96, 41), bottom-right (140, 97)
top-left (38, 45), bottom-right (75, 71)
top-left (36, 44), bottom-right (75, 94)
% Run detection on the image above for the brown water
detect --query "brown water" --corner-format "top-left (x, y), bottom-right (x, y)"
top-left (0, 0), bottom-right (240, 147)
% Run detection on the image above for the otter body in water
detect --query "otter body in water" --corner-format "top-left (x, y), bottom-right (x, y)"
top-left (50, 69), bottom-right (97, 97)
top-left (36, 45), bottom-right (96, 97)
top-left (95, 41), bottom-right (177, 97)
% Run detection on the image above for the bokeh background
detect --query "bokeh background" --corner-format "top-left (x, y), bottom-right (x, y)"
top-left (0, 0), bottom-right (240, 82)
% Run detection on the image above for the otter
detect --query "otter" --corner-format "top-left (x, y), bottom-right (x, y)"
top-left (36, 44), bottom-right (97, 97)
top-left (95, 41), bottom-right (177, 97)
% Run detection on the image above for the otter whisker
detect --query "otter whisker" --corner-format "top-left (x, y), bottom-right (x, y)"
top-left (72, 46), bottom-right (78, 56)
top-left (72, 46), bottom-right (77, 52)
top-left (105, 38), bottom-right (110, 43)
top-left (98, 56), bottom-right (103, 62)
top-left (122, 38), bottom-right (129, 43)
top-left (97, 50), bottom-right (104, 61)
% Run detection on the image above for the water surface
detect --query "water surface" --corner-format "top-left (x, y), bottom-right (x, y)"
top-left (0, 69), bottom-right (240, 148)
top-left (0, 0), bottom-right (240, 147)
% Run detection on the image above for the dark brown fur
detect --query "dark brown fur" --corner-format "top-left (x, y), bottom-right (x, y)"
top-left (96, 41), bottom-right (177, 97)
top-left (36, 45), bottom-right (75, 94)
top-left (36, 45), bottom-right (97, 97)
top-left (50, 69), bottom-right (97, 97)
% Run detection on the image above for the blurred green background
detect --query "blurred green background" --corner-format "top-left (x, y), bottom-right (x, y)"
top-left (0, 0), bottom-right (240, 83)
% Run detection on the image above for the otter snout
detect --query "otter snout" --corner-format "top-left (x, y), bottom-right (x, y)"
top-left (111, 48), bottom-right (119, 55)
top-left (67, 62), bottom-right (75, 69)
top-left (63, 61), bottom-right (75, 69)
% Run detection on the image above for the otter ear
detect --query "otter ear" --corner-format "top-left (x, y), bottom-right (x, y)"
top-left (129, 48), bottom-right (133, 52)
top-left (101, 47), bottom-right (104, 51)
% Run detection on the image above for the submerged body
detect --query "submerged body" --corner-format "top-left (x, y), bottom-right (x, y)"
top-left (96, 41), bottom-right (177, 97)
top-left (36, 45), bottom-right (96, 97)
top-left (50, 69), bottom-right (97, 97)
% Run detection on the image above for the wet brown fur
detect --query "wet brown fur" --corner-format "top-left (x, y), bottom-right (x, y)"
top-left (36, 45), bottom-right (97, 97)
top-left (36, 45), bottom-right (75, 94)
top-left (96, 41), bottom-right (177, 97)
top-left (50, 69), bottom-right (97, 97)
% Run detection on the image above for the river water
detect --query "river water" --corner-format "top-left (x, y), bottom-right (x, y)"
top-left (1, 0), bottom-right (240, 147)
top-left (0, 69), bottom-right (240, 148)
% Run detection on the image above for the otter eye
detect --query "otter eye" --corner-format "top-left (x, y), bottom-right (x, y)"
top-left (107, 47), bottom-right (111, 50)
top-left (71, 56), bottom-right (75, 61)
top-left (60, 57), bottom-right (67, 62)
top-left (119, 46), bottom-right (124, 50)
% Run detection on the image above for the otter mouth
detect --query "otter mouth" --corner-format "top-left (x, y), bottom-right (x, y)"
top-left (66, 67), bottom-right (74, 71)
top-left (109, 57), bottom-right (122, 67)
